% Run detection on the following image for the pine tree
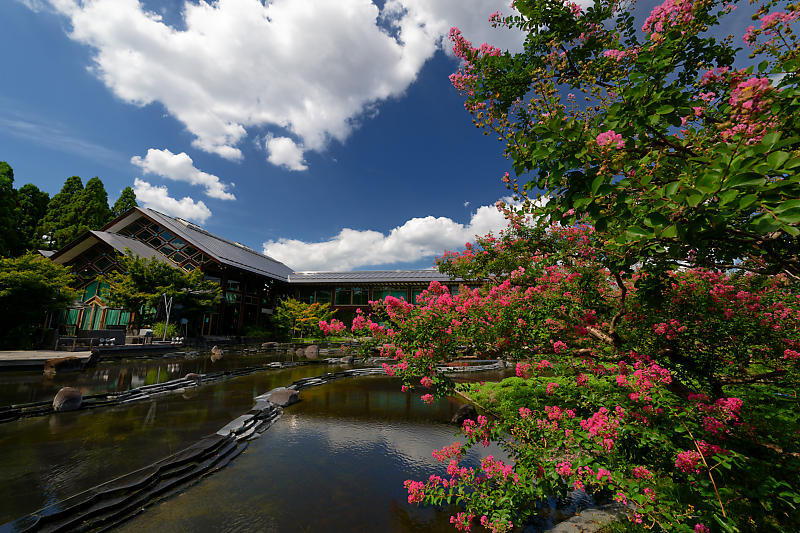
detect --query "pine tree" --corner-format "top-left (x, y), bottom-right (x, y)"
top-left (111, 186), bottom-right (138, 219)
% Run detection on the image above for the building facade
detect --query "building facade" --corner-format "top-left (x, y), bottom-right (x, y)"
top-left (49, 207), bottom-right (458, 336)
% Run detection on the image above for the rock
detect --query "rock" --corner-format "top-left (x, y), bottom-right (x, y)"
top-left (305, 344), bottom-right (319, 360)
top-left (451, 404), bottom-right (478, 426)
top-left (210, 345), bottom-right (224, 362)
top-left (295, 348), bottom-right (305, 358)
top-left (266, 387), bottom-right (299, 407)
top-left (261, 341), bottom-right (278, 349)
top-left (340, 355), bottom-right (354, 364)
top-left (43, 356), bottom-right (84, 375)
top-left (184, 372), bottom-right (202, 384)
top-left (53, 387), bottom-right (83, 412)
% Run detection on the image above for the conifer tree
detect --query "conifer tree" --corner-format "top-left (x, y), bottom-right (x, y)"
top-left (111, 186), bottom-right (138, 219)
top-left (82, 176), bottom-right (111, 229)
top-left (15, 183), bottom-right (50, 253)
top-left (0, 162), bottom-right (20, 258)
top-left (38, 175), bottom-right (85, 250)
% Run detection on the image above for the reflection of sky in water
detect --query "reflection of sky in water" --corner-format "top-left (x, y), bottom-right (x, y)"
top-left (118, 379), bottom-right (508, 533)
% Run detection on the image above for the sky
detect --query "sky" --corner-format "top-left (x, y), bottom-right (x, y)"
top-left (1, 0), bottom-right (532, 272)
top-left (1, 0), bottom-right (759, 272)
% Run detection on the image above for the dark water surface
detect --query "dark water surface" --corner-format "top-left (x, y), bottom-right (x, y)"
top-left (0, 353), bottom-right (509, 530)
top-left (117, 375), bottom-right (504, 533)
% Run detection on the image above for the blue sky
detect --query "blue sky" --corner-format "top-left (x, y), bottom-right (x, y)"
top-left (1, 0), bottom-right (759, 271)
top-left (1, 0), bottom-right (526, 271)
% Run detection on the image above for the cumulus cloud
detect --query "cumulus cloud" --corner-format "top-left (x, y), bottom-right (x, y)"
top-left (131, 148), bottom-right (235, 200)
top-left (133, 178), bottom-right (212, 223)
top-left (265, 136), bottom-right (307, 171)
top-left (36, 0), bottom-right (523, 167)
top-left (263, 200), bottom-right (511, 271)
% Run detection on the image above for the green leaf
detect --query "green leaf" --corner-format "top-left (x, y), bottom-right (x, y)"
top-left (776, 208), bottom-right (800, 224)
top-left (761, 131), bottom-right (781, 151)
top-left (718, 189), bottom-right (738, 205)
top-left (590, 176), bottom-right (605, 195)
top-left (656, 104), bottom-right (674, 115)
top-left (660, 224), bottom-right (678, 238)
top-left (739, 194), bottom-right (759, 209)
top-left (725, 172), bottom-right (766, 189)
top-left (663, 181), bottom-right (680, 197)
top-left (767, 151), bottom-right (790, 169)
top-left (686, 194), bottom-right (705, 207)
top-left (696, 172), bottom-right (720, 194)
top-left (644, 212), bottom-right (668, 227)
top-left (626, 226), bottom-right (652, 239)
top-left (774, 199), bottom-right (800, 213)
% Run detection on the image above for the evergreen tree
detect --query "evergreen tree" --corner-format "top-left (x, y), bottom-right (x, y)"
top-left (0, 162), bottom-right (20, 258)
top-left (15, 184), bottom-right (50, 253)
top-left (111, 186), bottom-right (138, 219)
top-left (38, 176), bottom-right (85, 250)
top-left (82, 176), bottom-right (111, 229)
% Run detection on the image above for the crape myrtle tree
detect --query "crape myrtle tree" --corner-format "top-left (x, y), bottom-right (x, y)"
top-left (319, 0), bottom-right (800, 531)
top-left (100, 251), bottom-right (221, 333)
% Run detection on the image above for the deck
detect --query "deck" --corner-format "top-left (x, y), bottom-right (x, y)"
top-left (0, 351), bottom-right (94, 370)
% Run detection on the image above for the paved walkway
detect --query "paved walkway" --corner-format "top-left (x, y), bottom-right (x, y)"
top-left (0, 350), bottom-right (92, 369)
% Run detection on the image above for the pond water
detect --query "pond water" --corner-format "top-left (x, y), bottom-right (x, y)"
top-left (0, 352), bottom-right (513, 531)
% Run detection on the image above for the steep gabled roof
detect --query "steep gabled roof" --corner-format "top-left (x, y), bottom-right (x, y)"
top-left (49, 230), bottom-right (171, 265)
top-left (105, 207), bottom-right (294, 281)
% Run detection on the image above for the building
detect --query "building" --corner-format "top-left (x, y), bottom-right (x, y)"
top-left (48, 207), bottom-right (458, 336)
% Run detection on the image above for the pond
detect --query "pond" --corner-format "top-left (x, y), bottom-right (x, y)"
top-left (0, 351), bottom-right (514, 531)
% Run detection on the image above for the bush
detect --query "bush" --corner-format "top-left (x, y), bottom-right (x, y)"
top-left (152, 321), bottom-right (178, 339)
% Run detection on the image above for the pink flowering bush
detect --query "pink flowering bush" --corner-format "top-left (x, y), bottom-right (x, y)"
top-left (345, 0), bottom-right (800, 530)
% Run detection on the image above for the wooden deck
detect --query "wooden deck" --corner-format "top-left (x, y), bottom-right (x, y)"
top-left (0, 350), bottom-right (93, 370)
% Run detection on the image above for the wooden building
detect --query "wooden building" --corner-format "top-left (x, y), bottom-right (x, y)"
top-left (48, 207), bottom-right (457, 335)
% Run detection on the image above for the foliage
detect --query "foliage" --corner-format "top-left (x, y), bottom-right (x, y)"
top-left (100, 250), bottom-right (221, 329)
top-left (0, 254), bottom-right (77, 348)
top-left (274, 298), bottom-right (335, 339)
top-left (15, 183), bottom-right (50, 252)
top-left (152, 321), bottom-right (178, 339)
top-left (37, 175), bottom-right (115, 250)
top-left (111, 186), bottom-right (138, 219)
top-left (450, 0), bottom-right (800, 278)
top-left (0, 162), bottom-right (19, 258)
top-left (336, 1), bottom-right (800, 531)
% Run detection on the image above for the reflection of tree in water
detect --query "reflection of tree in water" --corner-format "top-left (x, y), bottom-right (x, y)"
top-left (390, 498), bottom-right (469, 533)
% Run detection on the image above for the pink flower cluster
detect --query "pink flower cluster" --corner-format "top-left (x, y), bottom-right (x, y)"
top-left (642, 0), bottom-right (701, 40)
top-left (318, 318), bottom-right (345, 335)
top-left (602, 47), bottom-right (639, 61)
top-left (596, 130), bottom-right (625, 149)
top-left (674, 449), bottom-right (702, 473)
top-left (580, 406), bottom-right (623, 451)
top-left (432, 442), bottom-right (463, 462)
top-left (480, 515), bottom-right (513, 533)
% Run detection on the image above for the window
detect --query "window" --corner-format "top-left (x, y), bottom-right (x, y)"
top-left (335, 288), bottom-right (352, 306)
top-left (316, 289), bottom-right (331, 304)
top-left (225, 292), bottom-right (240, 304)
top-left (299, 287), bottom-right (332, 304)
top-left (227, 279), bottom-right (240, 292)
top-left (352, 287), bottom-right (369, 305)
top-left (373, 287), bottom-right (407, 301)
top-left (412, 289), bottom-right (425, 304)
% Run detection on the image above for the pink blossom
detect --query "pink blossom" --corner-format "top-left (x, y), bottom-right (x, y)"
top-left (596, 130), bottom-right (625, 149)
top-left (421, 394), bottom-right (434, 405)
top-left (675, 450), bottom-right (703, 473)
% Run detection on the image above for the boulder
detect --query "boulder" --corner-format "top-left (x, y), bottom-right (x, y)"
top-left (451, 404), bottom-right (478, 426)
top-left (305, 344), bottom-right (319, 360)
top-left (43, 356), bottom-right (83, 375)
top-left (210, 345), bottom-right (224, 362)
top-left (261, 341), bottom-right (278, 349)
top-left (295, 348), bottom-right (305, 358)
top-left (340, 355), bottom-right (354, 364)
top-left (184, 372), bottom-right (202, 384)
top-left (53, 387), bottom-right (83, 412)
top-left (266, 387), bottom-right (299, 407)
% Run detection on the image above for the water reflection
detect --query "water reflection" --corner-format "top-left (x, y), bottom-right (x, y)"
top-left (0, 351), bottom-right (289, 406)
top-left (0, 364), bottom-right (333, 524)
top-left (118, 375), bottom-right (506, 533)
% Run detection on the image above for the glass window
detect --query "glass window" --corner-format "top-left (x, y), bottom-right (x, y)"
top-left (119, 311), bottom-right (131, 325)
top-left (373, 288), bottom-right (407, 301)
top-left (171, 238), bottom-right (186, 249)
top-left (227, 279), bottom-right (240, 292)
top-left (316, 289), bottom-right (331, 304)
top-left (183, 245), bottom-right (198, 257)
top-left (158, 229), bottom-right (175, 241)
top-left (82, 281), bottom-right (99, 301)
top-left (335, 288), bottom-right (352, 306)
top-left (171, 252), bottom-right (187, 263)
top-left (225, 291), bottom-right (240, 303)
top-left (299, 287), bottom-right (315, 303)
top-left (352, 287), bottom-right (369, 305)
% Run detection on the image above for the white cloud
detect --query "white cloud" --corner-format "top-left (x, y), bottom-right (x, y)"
top-left (131, 148), bottom-right (235, 200)
top-left (265, 136), bottom-right (307, 171)
top-left (263, 200), bottom-right (511, 271)
top-left (37, 0), bottom-right (523, 168)
top-left (133, 178), bottom-right (212, 223)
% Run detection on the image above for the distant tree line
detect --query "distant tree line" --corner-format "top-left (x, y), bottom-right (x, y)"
top-left (0, 160), bottom-right (138, 257)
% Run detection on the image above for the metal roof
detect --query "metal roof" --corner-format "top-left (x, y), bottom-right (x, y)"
top-left (137, 208), bottom-right (295, 281)
top-left (288, 270), bottom-right (456, 284)
top-left (90, 231), bottom-right (172, 264)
